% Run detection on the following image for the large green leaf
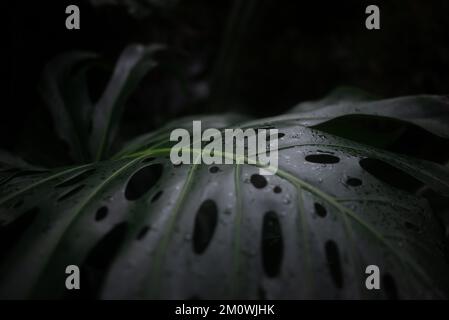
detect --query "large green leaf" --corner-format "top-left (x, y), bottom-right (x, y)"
top-left (1, 102), bottom-right (449, 299)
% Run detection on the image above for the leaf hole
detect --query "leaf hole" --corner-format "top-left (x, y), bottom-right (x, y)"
top-left (359, 158), bottom-right (423, 193)
top-left (250, 174), bottom-right (267, 189)
top-left (192, 200), bottom-right (218, 254)
top-left (325, 240), bottom-right (343, 289)
top-left (209, 166), bottom-right (219, 174)
top-left (314, 203), bottom-right (327, 218)
top-left (262, 211), bottom-right (283, 278)
top-left (95, 206), bottom-right (108, 221)
top-left (346, 177), bottom-right (362, 187)
top-left (305, 154), bottom-right (340, 164)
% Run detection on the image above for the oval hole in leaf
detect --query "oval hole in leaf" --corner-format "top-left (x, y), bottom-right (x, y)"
top-left (192, 200), bottom-right (218, 254)
top-left (125, 164), bottom-right (163, 201)
top-left (209, 166), bottom-right (219, 174)
top-left (325, 240), bottom-right (343, 289)
top-left (314, 203), bottom-right (327, 218)
top-left (305, 154), bottom-right (340, 164)
top-left (359, 158), bottom-right (423, 193)
top-left (250, 174), bottom-right (267, 189)
top-left (262, 211), bottom-right (283, 278)
top-left (95, 206), bottom-right (108, 221)
top-left (346, 177), bottom-right (362, 187)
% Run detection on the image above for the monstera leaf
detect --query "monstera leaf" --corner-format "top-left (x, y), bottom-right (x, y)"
top-left (1, 93), bottom-right (449, 299)
top-left (2, 43), bottom-right (449, 299)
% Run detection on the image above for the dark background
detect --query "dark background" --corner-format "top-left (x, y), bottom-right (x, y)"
top-left (5, 0), bottom-right (449, 166)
